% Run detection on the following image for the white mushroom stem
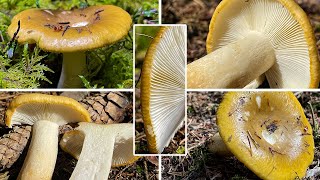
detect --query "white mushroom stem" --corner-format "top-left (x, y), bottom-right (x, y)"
top-left (70, 134), bottom-right (115, 180)
top-left (207, 133), bottom-right (232, 156)
top-left (58, 52), bottom-right (87, 88)
top-left (18, 120), bottom-right (59, 180)
top-left (187, 32), bottom-right (276, 88)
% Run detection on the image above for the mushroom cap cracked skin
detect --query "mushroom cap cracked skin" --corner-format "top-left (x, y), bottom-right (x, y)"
top-left (217, 92), bottom-right (314, 180)
top-left (141, 26), bottom-right (186, 153)
top-left (7, 5), bottom-right (132, 53)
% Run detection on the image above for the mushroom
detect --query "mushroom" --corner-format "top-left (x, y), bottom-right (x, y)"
top-left (140, 26), bottom-right (186, 153)
top-left (8, 5), bottom-right (132, 88)
top-left (59, 122), bottom-right (139, 179)
top-left (210, 92), bottom-right (314, 179)
top-left (5, 93), bottom-right (91, 179)
top-left (187, 0), bottom-right (320, 88)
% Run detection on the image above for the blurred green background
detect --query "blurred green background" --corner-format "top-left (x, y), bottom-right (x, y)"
top-left (135, 26), bottom-right (160, 86)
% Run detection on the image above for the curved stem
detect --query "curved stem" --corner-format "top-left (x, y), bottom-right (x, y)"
top-left (58, 52), bottom-right (86, 88)
top-left (207, 133), bottom-right (232, 156)
top-left (187, 32), bottom-right (276, 88)
top-left (70, 132), bottom-right (115, 180)
top-left (18, 120), bottom-right (59, 180)
top-left (244, 75), bottom-right (265, 89)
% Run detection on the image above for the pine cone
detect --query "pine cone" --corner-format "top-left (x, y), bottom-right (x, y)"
top-left (0, 126), bottom-right (31, 170)
top-left (80, 92), bottom-right (131, 124)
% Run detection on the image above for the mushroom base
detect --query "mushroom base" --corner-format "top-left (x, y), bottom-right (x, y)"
top-left (187, 32), bottom-right (276, 88)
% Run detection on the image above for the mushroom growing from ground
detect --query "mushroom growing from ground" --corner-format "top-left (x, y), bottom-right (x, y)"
top-left (8, 5), bottom-right (132, 88)
top-left (59, 122), bottom-right (139, 179)
top-left (140, 26), bottom-right (186, 153)
top-left (6, 93), bottom-right (91, 179)
top-left (209, 92), bottom-right (314, 179)
top-left (187, 0), bottom-right (320, 88)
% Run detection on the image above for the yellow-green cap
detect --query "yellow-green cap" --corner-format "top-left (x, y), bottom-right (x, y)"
top-left (217, 92), bottom-right (314, 179)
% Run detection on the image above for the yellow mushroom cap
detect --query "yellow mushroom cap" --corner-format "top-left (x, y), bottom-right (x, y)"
top-left (217, 92), bottom-right (314, 179)
top-left (6, 93), bottom-right (91, 127)
top-left (207, 0), bottom-right (319, 88)
top-left (141, 26), bottom-right (186, 153)
top-left (7, 5), bottom-right (132, 52)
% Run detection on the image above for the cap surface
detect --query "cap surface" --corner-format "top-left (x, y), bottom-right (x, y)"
top-left (6, 93), bottom-right (91, 127)
top-left (141, 26), bottom-right (186, 153)
top-left (217, 92), bottom-right (314, 179)
top-left (207, 0), bottom-right (319, 88)
top-left (8, 5), bottom-right (132, 52)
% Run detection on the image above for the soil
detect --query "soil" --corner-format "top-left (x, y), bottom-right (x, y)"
top-left (0, 92), bottom-right (158, 180)
top-left (161, 92), bottom-right (320, 179)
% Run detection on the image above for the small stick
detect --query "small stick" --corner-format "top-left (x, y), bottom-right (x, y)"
top-left (62, 25), bottom-right (70, 36)
top-left (247, 130), bottom-right (260, 148)
top-left (144, 159), bottom-right (149, 180)
top-left (247, 135), bottom-right (252, 156)
top-left (8, 20), bottom-right (20, 48)
top-left (254, 132), bottom-right (262, 139)
top-left (136, 33), bottom-right (154, 39)
top-left (94, 9), bottom-right (104, 15)
top-left (308, 102), bottom-right (318, 135)
top-left (269, 147), bottom-right (284, 156)
top-left (300, 132), bottom-right (311, 136)
top-left (58, 22), bottom-right (70, 24)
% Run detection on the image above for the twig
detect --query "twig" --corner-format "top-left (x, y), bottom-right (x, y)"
top-left (115, 164), bottom-right (131, 180)
top-left (144, 159), bottom-right (149, 180)
top-left (8, 20), bottom-right (20, 49)
top-left (136, 33), bottom-right (154, 39)
top-left (308, 102), bottom-right (318, 136)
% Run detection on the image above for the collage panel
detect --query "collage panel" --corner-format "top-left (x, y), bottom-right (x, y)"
top-left (1, 0), bottom-right (320, 179)
top-left (162, 0), bottom-right (320, 89)
top-left (134, 25), bottom-right (187, 155)
top-left (0, 91), bottom-right (159, 179)
top-left (0, 0), bottom-right (158, 89)
top-left (162, 91), bottom-right (320, 179)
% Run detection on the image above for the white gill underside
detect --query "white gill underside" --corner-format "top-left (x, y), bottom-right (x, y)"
top-left (11, 103), bottom-right (85, 125)
top-left (150, 26), bottom-right (186, 152)
top-left (212, 0), bottom-right (310, 88)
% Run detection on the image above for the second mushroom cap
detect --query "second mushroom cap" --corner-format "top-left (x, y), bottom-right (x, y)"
top-left (217, 92), bottom-right (314, 179)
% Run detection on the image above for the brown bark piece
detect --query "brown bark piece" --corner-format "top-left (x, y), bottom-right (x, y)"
top-left (0, 126), bottom-right (31, 170)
